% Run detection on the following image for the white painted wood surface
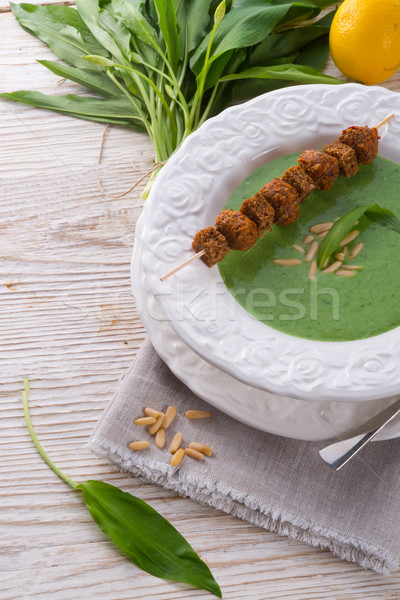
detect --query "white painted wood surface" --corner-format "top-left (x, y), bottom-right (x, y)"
top-left (1, 5), bottom-right (400, 599)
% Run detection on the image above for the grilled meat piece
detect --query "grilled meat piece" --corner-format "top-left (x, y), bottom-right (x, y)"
top-left (281, 166), bottom-right (315, 202)
top-left (297, 149), bottom-right (339, 190)
top-left (192, 226), bottom-right (230, 267)
top-left (259, 179), bottom-right (300, 226)
top-left (215, 209), bottom-right (258, 251)
top-left (338, 125), bottom-right (380, 165)
top-left (240, 193), bottom-right (275, 237)
top-left (323, 142), bottom-right (359, 178)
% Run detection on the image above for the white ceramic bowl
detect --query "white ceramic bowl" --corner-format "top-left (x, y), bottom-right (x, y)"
top-left (132, 215), bottom-right (400, 441)
top-left (138, 84), bottom-right (400, 403)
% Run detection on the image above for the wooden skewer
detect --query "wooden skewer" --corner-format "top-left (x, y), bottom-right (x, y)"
top-left (160, 250), bottom-right (205, 281)
top-left (160, 115), bottom-right (395, 281)
top-left (376, 113), bottom-right (394, 129)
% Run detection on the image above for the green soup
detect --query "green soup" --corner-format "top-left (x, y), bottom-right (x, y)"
top-left (218, 153), bottom-right (400, 341)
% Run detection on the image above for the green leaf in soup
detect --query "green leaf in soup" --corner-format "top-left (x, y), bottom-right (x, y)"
top-left (317, 204), bottom-right (400, 268)
top-left (365, 204), bottom-right (400, 233)
top-left (190, 1), bottom-right (294, 75)
top-left (77, 480), bottom-right (222, 597)
top-left (38, 60), bottom-right (120, 96)
top-left (0, 91), bottom-right (145, 129)
top-left (249, 10), bottom-right (334, 66)
top-left (152, 0), bottom-right (180, 71)
top-left (219, 63), bottom-right (343, 84)
top-left (318, 206), bottom-right (368, 268)
top-left (10, 3), bottom-right (108, 69)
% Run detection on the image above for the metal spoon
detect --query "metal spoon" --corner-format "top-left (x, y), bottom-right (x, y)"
top-left (319, 397), bottom-right (400, 470)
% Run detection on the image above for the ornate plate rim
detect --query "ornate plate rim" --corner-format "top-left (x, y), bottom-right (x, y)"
top-left (138, 83), bottom-right (400, 403)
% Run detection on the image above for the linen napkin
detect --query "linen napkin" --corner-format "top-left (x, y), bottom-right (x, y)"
top-left (89, 338), bottom-right (400, 574)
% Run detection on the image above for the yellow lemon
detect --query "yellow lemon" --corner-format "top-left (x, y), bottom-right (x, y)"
top-left (329, 0), bottom-right (400, 85)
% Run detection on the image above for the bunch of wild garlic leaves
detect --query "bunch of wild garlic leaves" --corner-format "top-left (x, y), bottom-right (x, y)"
top-left (4, 0), bottom-right (339, 165)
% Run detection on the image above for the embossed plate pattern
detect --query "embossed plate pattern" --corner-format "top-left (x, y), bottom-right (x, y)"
top-left (132, 216), bottom-right (400, 441)
top-left (139, 84), bottom-right (400, 403)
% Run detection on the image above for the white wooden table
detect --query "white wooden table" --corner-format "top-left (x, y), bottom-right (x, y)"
top-left (1, 4), bottom-right (400, 598)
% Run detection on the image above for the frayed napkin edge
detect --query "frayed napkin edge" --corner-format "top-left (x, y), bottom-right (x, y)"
top-left (88, 434), bottom-right (398, 576)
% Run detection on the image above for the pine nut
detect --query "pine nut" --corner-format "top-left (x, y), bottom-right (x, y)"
top-left (341, 264), bottom-right (362, 270)
top-left (323, 257), bottom-right (330, 269)
top-left (336, 269), bottom-right (355, 277)
top-left (308, 259), bottom-right (317, 281)
top-left (317, 231), bottom-right (328, 239)
top-left (322, 260), bottom-right (342, 274)
top-left (292, 244), bottom-right (305, 254)
top-left (171, 448), bottom-right (184, 467)
top-left (144, 407), bottom-right (164, 418)
top-left (349, 242), bottom-right (364, 259)
top-left (129, 441), bottom-right (150, 450)
top-left (340, 230), bottom-right (359, 247)
top-left (185, 410), bottom-right (212, 419)
top-left (134, 417), bottom-right (156, 426)
top-left (335, 252), bottom-right (345, 261)
top-left (342, 245), bottom-right (348, 256)
top-left (272, 258), bottom-right (302, 266)
top-left (162, 406), bottom-right (176, 429)
top-left (188, 442), bottom-right (213, 457)
top-left (305, 240), bottom-right (319, 263)
top-left (148, 414), bottom-right (164, 435)
top-left (302, 235), bottom-right (314, 245)
top-left (185, 448), bottom-right (204, 461)
top-left (170, 432), bottom-right (183, 454)
top-left (155, 429), bottom-right (166, 448)
top-left (310, 222), bottom-right (332, 234)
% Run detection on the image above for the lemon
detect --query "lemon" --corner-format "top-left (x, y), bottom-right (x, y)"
top-left (329, 0), bottom-right (400, 85)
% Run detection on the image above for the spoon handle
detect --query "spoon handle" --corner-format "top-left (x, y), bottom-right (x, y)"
top-left (319, 399), bottom-right (400, 470)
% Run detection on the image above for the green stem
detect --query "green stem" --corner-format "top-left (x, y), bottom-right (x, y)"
top-left (22, 379), bottom-right (78, 489)
top-left (132, 58), bottom-right (191, 128)
top-left (114, 64), bottom-right (178, 149)
top-left (105, 70), bottom-right (164, 161)
top-left (190, 23), bottom-right (217, 128)
top-left (198, 81), bottom-right (221, 126)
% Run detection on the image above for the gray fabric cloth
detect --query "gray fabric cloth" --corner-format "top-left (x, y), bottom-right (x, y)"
top-left (89, 338), bottom-right (400, 574)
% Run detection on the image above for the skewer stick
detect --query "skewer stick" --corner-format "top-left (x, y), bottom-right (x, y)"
top-left (160, 115), bottom-right (396, 281)
top-left (375, 113), bottom-right (394, 129)
top-left (160, 250), bottom-right (206, 281)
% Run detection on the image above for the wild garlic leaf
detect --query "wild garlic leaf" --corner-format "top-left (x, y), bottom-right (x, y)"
top-left (364, 204), bottom-right (400, 233)
top-left (219, 64), bottom-right (342, 85)
top-left (76, 0), bottom-right (130, 65)
top-left (186, 0), bottom-right (213, 54)
top-left (152, 0), bottom-right (180, 72)
top-left (38, 60), bottom-right (120, 97)
top-left (318, 204), bottom-right (400, 268)
top-left (248, 10), bottom-right (334, 66)
top-left (295, 34), bottom-right (330, 71)
top-left (111, 0), bottom-right (160, 52)
top-left (190, 1), bottom-right (291, 75)
top-left (10, 3), bottom-right (107, 69)
top-left (0, 91), bottom-right (145, 129)
top-left (77, 480), bottom-right (222, 597)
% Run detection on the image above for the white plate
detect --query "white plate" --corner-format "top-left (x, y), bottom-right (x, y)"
top-left (132, 216), bottom-right (400, 442)
top-left (139, 84), bottom-right (400, 403)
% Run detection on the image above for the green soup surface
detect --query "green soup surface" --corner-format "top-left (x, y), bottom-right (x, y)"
top-left (218, 153), bottom-right (400, 341)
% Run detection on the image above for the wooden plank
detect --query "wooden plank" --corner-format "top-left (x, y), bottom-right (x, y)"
top-left (1, 9), bottom-right (399, 600)
top-left (0, 0), bottom-right (76, 13)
